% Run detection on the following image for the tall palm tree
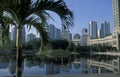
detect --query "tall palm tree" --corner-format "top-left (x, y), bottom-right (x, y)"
top-left (0, 0), bottom-right (74, 77)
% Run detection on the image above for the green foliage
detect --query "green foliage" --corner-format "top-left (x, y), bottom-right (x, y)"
top-left (0, 0), bottom-right (74, 50)
top-left (46, 49), bottom-right (72, 58)
top-left (24, 38), bottom-right (41, 50)
top-left (67, 42), bottom-right (75, 52)
top-left (49, 40), bottom-right (69, 50)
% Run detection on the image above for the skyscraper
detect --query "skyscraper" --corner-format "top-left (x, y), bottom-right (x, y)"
top-left (0, 29), bottom-right (2, 46)
top-left (47, 24), bottom-right (61, 40)
top-left (82, 28), bottom-right (88, 46)
top-left (11, 26), bottom-right (26, 44)
top-left (11, 27), bottom-right (17, 43)
top-left (48, 24), bottom-right (55, 40)
top-left (61, 24), bottom-right (72, 41)
top-left (26, 33), bottom-right (36, 42)
top-left (112, 0), bottom-right (120, 33)
top-left (54, 28), bottom-right (61, 40)
top-left (101, 21), bottom-right (110, 37)
top-left (89, 21), bottom-right (98, 39)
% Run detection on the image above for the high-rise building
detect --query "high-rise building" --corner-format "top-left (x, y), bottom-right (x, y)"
top-left (82, 28), bottom-right (88, 46)
top-left (26, 33), bottom-right (36, 42)
top-left (112, 0), bottom-right (120, 33)
top-left (61, 25), bottom-right (72, 41)
top-left (54, 28), bottom-right (61, 40)
top-left (48, 24), bottom-right (61, 40)
top-left (101, 21), bottom-right (110, 37)
top-left (11, 27), bottom-right (17, 43)
top-left (11, 26), bottom-right (26, 44)
top-left (48, 24), bottom-right (55, 40)
top-left (0, 29), bottom-right (2, 46)
top-left (97, 29), bottom-right (101, 38)
top-left (22, 26), bottom-right (26, 44)
top-left (89, 21), bottom-right (98, 39)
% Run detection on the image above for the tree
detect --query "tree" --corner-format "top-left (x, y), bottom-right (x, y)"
top-left (50, 40), bottom-right (69, 50)
top-left (0, 0), bottom-right (73, 77)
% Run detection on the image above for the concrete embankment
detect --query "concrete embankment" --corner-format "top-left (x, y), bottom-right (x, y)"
top-left (4, 73), bottom-right (120, 77)
top-left (23, 73), bottom-right (120, 77)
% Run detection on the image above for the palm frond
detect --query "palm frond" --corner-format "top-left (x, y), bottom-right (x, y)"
top-left (23, 15), bottom-right (49, 49)
top-left (34, 0), bottom-right (74, 30)
top-left (24, 21), bottom-right (49, 50)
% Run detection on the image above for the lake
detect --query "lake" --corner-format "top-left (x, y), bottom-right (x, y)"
top-left (0, 54), bottom-right (117, 76)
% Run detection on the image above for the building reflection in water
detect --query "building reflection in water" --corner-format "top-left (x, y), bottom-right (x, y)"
top-left (0, 55), bottom-right (9, 69)
top-left (9, 56), bottom-right (16, 75)
top-left (0, 55), bottom-right (24, 76)
top-left (0, 54), bottom-right (120, 75)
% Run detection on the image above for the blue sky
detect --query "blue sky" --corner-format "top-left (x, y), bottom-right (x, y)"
top-left (64, 0), bottom-right (113, 35)
top-left (49, 0), bottom-right (113, 35)
top-left (27, 0), bottom-right (113, 37)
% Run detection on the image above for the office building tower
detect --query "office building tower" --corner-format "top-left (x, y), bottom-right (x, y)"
top-left (101, 21), bottom-right (110, 37)
top-left (61, 25), bottom-right (72, 41)
top-left (22, 26), bottom-right (26, 44)
top-left (0, 29), bottom-right (2, 46)
top-left (112, 0), bottom-right (120, 33)
top-left (47, 24), bottom-right (61, 40)
top-left (11, 26), bottom-right (26, 44)
top-left (54, 28), bottom-right (61, 40)
top-left (11, 27), bottom-right (17, 43)
top-left (89, 21), bottom-right (98, 39)
top-left (26, 33), bottom-right (36, 42)
top-left (97, 29), bottom-right (101, 38)
top-left (82, 28), bottom-right (88, 46)
top-left (48, 24), bottom-right (55, 40)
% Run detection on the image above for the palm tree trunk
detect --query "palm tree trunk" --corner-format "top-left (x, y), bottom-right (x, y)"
top-left (16, 27), bottom-right (22, 77)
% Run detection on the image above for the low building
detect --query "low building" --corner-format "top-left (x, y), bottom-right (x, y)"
top-left (62, 31), bottom-right (72, 42)
top-left (88, 33), bottom-right (120, 49)
top-left (72, 33), bottom-right (83, 46)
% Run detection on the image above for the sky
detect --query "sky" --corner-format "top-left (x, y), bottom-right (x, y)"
top-left (27, 0), bottom-right (113, 37)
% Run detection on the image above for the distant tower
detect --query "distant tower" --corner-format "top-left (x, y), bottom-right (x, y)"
top-left (82, 28), bottom-right (88, 46)
top-left (89, 21), bottom-right (97, 39)
top-left (61, 25), bottom-right (72, 41)
top-left (112, 0), bottom-right (120, 33)
top-left (11, 27), bottom-right (17, 43)
top-left (11, 26), bottom-right (26, 44)
top-left (101, 21), bottom-right (110, 37)
top-left (54, 28), bottom-right (61, 40)
top-left (0, 29), bottom-right (2, 46)
top-left (48, 24), bottom-right (55, 40)
top-left (97, 29), bottom-right (101, 38)
top-left (26, 33), bottom-right (36, 42)
top-left (22, 26), bottom-right (26, 44)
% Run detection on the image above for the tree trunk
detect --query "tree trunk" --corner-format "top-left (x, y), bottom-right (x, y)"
top-left (16, 27), bottom-right (22, 77)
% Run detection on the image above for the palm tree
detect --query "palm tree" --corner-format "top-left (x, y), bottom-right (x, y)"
top-left (0, 0), bottom-right (74, 77)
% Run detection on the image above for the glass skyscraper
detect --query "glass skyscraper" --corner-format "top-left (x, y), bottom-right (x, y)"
top-left (89, 21), bottom-right (98, 39)
top-left (101, 21), bottom-right (110, 38)
top-left (11, 26), bottom-right (26, 44)
top-left (112, 0), bottom-right (120, 33)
